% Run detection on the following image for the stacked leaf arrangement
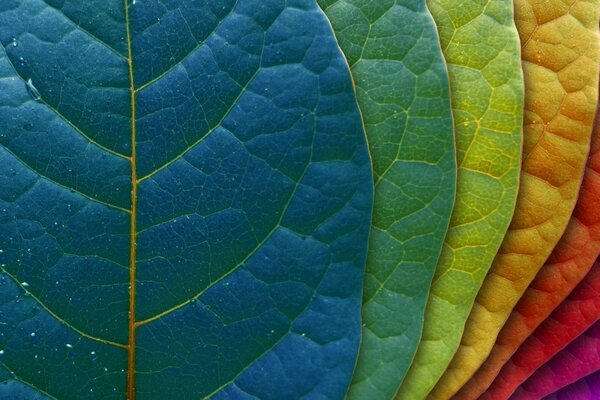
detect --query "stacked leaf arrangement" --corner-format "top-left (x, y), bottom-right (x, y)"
top-left (1, 0), bottom-right (600, 399)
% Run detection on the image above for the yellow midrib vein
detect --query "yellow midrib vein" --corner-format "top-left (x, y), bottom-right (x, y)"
top-left (124, 1), bottom-right (137, 399)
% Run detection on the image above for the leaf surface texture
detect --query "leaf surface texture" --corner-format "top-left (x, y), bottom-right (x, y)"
top-left (0, 1), bottom-right (374, 398)
top-left (481, 259), bottom-right (600, 399)
top-left (545, 369), bottom-right (600, 400)
top-left (396, 0), bottom-right (524, 398)
top-left (317, 1), bottom-right (457, 398)
top-left (456, 67), bottom-right (600, 400)
top-left (431, 0), bottom-right (600, 397)
top-left (511, 320), bottom-right (600, 400)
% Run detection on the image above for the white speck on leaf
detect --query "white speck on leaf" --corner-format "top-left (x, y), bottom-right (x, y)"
top-left (66, 343), bottom-right (73, 348)
top-left (26, 79), bottom-right (41, 101)
top-left (21, 282), bottom-right (29, 287)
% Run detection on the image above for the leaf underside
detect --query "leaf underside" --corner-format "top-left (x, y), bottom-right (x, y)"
top-left (0, 0), bottom-right (374, 399)
top-left (317, 0), bottom-right (456, 399)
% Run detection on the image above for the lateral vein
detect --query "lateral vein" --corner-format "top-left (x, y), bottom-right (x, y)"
top-left (0, 43), bottom-right (131, 161)
top-left (0, 268), bottom-right (128, 349)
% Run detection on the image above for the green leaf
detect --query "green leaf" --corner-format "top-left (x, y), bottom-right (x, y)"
top-left (396, 0), bottom-right (524, 398)
top-left (0, 1), bottom-right (374, 399)
top-left (317, 1), bottom-right (456, 398)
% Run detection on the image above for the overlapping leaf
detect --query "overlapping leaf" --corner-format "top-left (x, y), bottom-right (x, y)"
top-left (456, 70), bottom-right (600, 400)
top-left (481, 259), bottom-right (600, 399)
top-left (395, 0), bottom-right (524, 398)
top-left (511, 320), bottom-right (600, 400)
top-left (0, 1), bottom-right (374, 398)
top-left (431, 0), bottom-right (600, 397)
top-left (546, 369), bottom-right (600, 400)
top-left (317, 1), bottom-right (456, 398)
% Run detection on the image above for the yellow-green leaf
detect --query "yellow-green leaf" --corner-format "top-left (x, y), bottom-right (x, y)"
top-left (396, 0), bottom-right (524, 398)
top-left (430, 0), bottom-right (600, 398)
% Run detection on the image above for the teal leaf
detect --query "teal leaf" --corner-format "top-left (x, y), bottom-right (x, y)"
top-left (0, 0), bottom-right (374, 398)
top-left (318, 0), bottom-right (457, 398)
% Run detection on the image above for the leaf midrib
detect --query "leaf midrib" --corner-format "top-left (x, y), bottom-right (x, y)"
top-left (124, 1), bottom-right (137, 399)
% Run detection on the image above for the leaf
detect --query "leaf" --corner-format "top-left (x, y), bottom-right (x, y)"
top-left (456, 71), bottom-right (600, 400)
top-left (395, 0), bottom-right (524, 398)
top-left (510, 320), bottom-right (600, 400)
top-left (0, 1), bottom-right (374, 399)
top-left (545, 370), bottom-right (600, 400)
top-left (317, 1), bottom-right (456, 398)
top-left (481, 259), bottom-right (600, 399)
top-left (431, 0), bottom-right (600, 396)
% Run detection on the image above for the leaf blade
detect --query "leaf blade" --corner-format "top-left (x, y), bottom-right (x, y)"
top-left (545, 369), bottom-right (600, 400)
top-left (318, 1), bottom-right (457, 398)
top-left (0, 1), bottom-right (374, 398)
top-left (456, 70), bottom-right (600, 400)
top-left (481, 259), bottom-right (600, 399)
top-left (430, 0), bottom-right (600, 396)
top-left (511, 320), bottom-right (600, 400)
top-left (395, 0), bottom-right (525, 397)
